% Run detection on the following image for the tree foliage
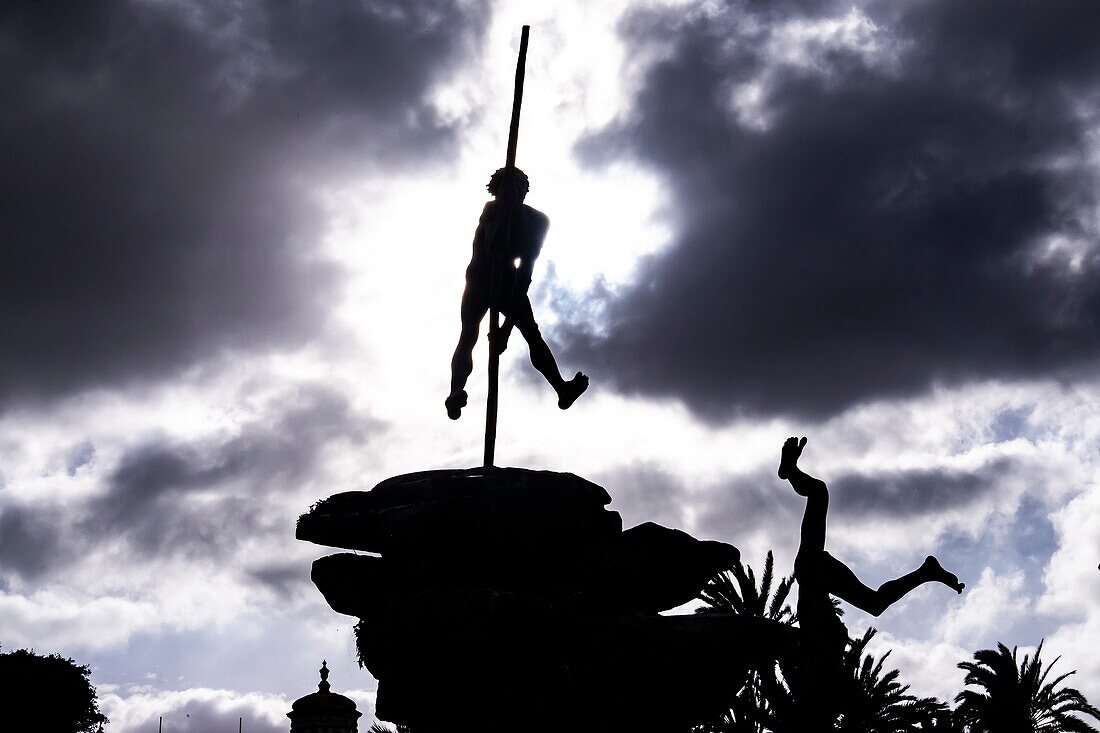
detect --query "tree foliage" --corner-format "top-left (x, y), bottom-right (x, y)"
top-left (0, 646), bottom-right (108, 732)
top-left (836, 628), bottom-right (946, 733)
top-left (956, 641), bottom-right (1100, 733)
top-left (697, 551), bottom-right (796, 624)
top-left (696, 552), bottom-right (797, 732)
top-left (692, 552), bottom-right (1100, 733)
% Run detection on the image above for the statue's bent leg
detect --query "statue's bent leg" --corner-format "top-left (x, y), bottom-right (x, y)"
top-left (508, 296), bottom-right (565, 390)
top-left (823, 553), bottom-right (962, 617)
top-left (817, 552), bottom-right (887, 616)
top-left (508, 296), bottom-right (590, 408)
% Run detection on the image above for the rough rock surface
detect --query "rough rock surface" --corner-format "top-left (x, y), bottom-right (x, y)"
top-left (298, 467), bottom-right (793, 732)
top-left (298, 467), bottom-right (619, 556)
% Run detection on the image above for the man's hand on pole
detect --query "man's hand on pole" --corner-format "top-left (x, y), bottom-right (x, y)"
top-left (492, 318), bottom-right (514, 355)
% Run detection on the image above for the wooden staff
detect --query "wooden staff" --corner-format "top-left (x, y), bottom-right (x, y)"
top-left (484, 25), bottom-right (529, 468)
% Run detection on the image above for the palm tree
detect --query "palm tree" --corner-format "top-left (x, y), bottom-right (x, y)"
top-left (695, 552), bottom-right (796, 732)
top-left (955, 640), bottom-right (1100, 733)
top-left (695, 554), bottom-right (957, 732)
top-left (697, 550), bottom-right (796, 624)
top-left (836, 627), bottom-right (947, 733)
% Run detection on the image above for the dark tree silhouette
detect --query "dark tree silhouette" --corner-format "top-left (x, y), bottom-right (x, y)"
top-left (695, 552), bottom-right (796, 733)
top-left (837, 628), bottom-right (947, 733)
top-left (0, 646), bottom-right (108, 732)
top-left (692, 603), bottom-right (955, 733)
top-left (955, 641), bottom-right (1100, 733)
top-left (777, 437), bottom-right (963, 730)
top-left (697, 551), bottom-right (795, 624)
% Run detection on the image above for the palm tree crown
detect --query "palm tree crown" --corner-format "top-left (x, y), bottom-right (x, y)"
top-left (955, 640), bottom-right (1100, 733)
top-left (695, 552), bottom-right (796, 732)
top-left (837, 628), bottom-right (946, 733)
top-left (697, 550), bottom-right (795, 623)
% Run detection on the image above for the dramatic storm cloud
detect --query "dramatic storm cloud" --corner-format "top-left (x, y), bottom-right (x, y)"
top-left (0, 0), bottom-right (486, 407)
top-left (3, 1), bottom-right (1100, 725)
top-left (0, 382), bottom-right (377, 582)
top-left (566, 0), bottom-right (1100, 420)
top-left (86, 383), bottom-right (374, 558)
top-left (0, 505), bottom-right (65, 580)
top-left (829, 459), bottom-right (1012, 517)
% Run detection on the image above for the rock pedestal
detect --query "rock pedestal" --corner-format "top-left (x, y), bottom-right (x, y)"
top-left (298, 467), bottom-right (795, 732)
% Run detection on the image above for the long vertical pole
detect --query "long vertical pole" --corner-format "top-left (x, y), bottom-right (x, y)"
top-left (505, 26), bottom-right (530, 170)
top-left (484, 25), bottom-right (530, 468)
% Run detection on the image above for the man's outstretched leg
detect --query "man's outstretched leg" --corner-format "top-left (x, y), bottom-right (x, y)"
top-left (824, 553), bottom-right (964, 616)
top-left (510, 299), bottom-right (588, 409)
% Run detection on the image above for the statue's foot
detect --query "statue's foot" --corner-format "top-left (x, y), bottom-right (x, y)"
top-left (557, 372), bottom-right (589, 410)
top-left (778, 436), bottom-right (807, 479)
top-left (445, 390), bottom-right (468, 420)
top-left (922, 555), bottom-right (965, 594)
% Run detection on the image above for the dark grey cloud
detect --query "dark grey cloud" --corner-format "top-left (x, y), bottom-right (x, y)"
top-left (0, 0), bottom-right (487, 406)
top-left (0, 504), bottom-right (68, 579)
top-left (85, 384), bottom-right (376, 557)
top-left (0, 383), bottom-right (378, 581)
top-left (692, 457), bottom-right (1014, 549)
top-left (564, 0), bottom-right (1100, 420)
top-left (594, 462), bottom-right (693, 529)
top-left (590, 461), bottom-right (800, 552)
top-left (246, 560), bottom-right (314, 601)
top-left (830, 459), bottom-right (1012, 518)
top-left (695, 469), bottom-right (803, 547)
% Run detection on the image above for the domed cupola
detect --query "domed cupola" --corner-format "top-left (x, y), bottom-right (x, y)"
top-left (287, 661), bottom-right (361, 733)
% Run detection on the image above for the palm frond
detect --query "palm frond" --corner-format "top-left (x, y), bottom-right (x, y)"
top-left (957, 639), bottom-right (1100, 733)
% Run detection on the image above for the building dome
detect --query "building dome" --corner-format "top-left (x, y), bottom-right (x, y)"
top-left (287, 661), bottom-right (362, 733)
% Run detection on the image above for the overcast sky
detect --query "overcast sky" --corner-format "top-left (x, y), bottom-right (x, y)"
top-left (2, 1), bottom-right (1100, 730)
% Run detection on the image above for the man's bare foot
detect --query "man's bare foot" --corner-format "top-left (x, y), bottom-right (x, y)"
top-left (557, 372), bottom-right (589, 410)
top-left (778, 436), bottom-right (807, 480)
top-left (445, 389), bottom-right (467, 420)
top-left (922, 555), bottom-right (965, 594)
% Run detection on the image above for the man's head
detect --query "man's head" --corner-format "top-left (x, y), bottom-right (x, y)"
top-left (487, 167), bottom-right (529, 204)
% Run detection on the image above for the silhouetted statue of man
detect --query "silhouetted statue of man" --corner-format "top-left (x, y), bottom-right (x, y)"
top-left (446, 167), bottom-right (589, 419)
top-left (778, 436), bottom-right (965, 725)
